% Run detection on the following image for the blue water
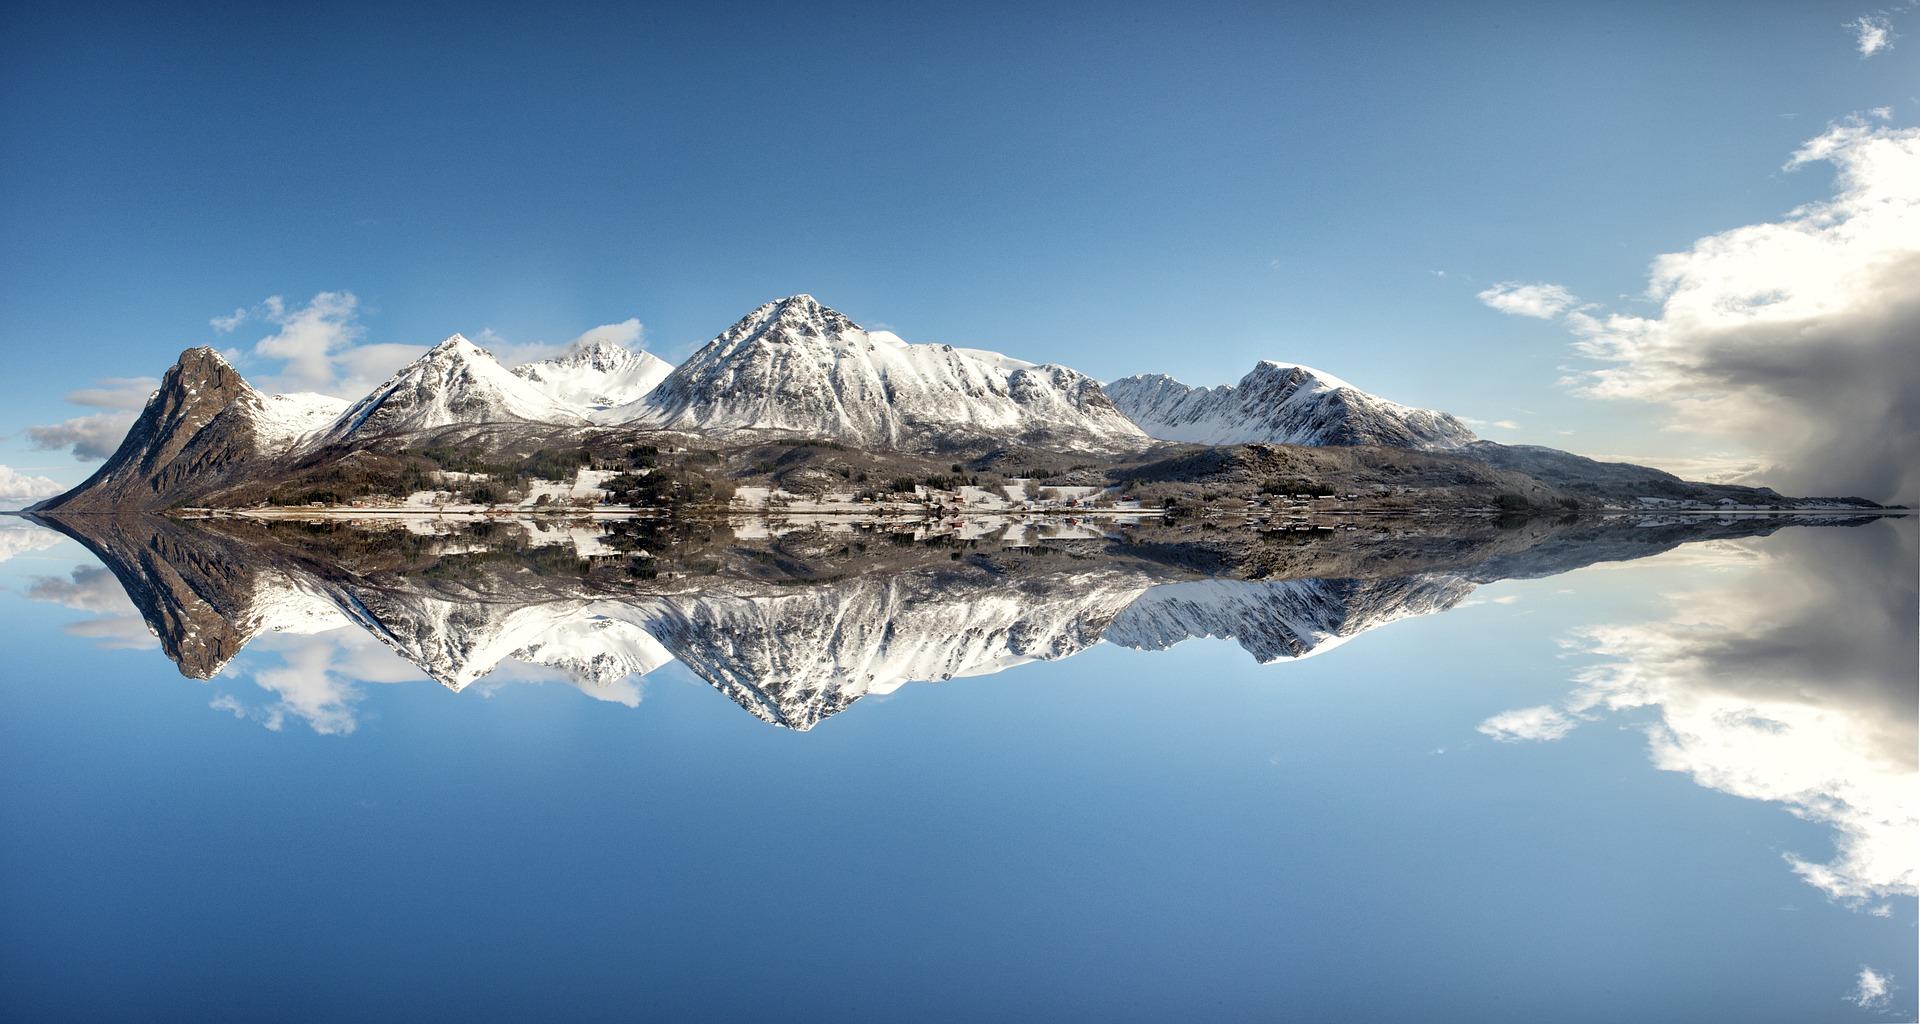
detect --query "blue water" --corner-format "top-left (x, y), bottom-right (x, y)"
top-left (0, 515), bottom-right (1912, 1022)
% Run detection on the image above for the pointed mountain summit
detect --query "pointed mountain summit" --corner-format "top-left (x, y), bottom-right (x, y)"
top-left (33, 347), bottom-right (340, 512)
top-left (321, 334), bottom-right (585, 444)
top-left (1105, 360), bottom-right (1477, 450)
top-left (636, 295), bottom-right (1148, 451)
top-left (512, 337), bottom-right (673, 419)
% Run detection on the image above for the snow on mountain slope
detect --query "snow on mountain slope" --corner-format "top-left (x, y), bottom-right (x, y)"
top-left (1105, 361), bottom-right (1476, 450)
top-left (513, 340), bottom-right (673, 421)
top-left (255, 391), bottom-right (350, 452)
top-left (320, 334), bottom-right (584, 444)
top-left (250, 570), bottom-right (354, 635)
top-left (633, 295), bottom-right (1149, 451)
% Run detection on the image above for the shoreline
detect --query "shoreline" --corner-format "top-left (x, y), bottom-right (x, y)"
top-left (7, 506), bottom-right (1906, 521)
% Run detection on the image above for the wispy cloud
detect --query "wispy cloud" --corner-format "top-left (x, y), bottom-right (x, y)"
top-left (1477, 281), bottom-right (1580, 319)
top-left (1846, 13), bottom-right (1895, 57)
top-left (23, 376), bottom-right (160, 464)
top-left (1477, 705), bottom-right (1577, 742)
top-left (63, 376), bottom-right (158, 411)
top-left (1847, 966), bottom-right (1892, 1009)
top-left (26, 411), bottom-right (142, 462)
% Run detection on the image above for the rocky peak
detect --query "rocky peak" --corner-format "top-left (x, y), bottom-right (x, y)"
top-left (718, 294), bottom-right (862, 349)
top-left (33, 347), bottom-right (269, 511)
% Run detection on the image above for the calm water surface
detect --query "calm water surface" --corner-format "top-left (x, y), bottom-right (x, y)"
top-left (0, 513), bottom-right (1912, 1022)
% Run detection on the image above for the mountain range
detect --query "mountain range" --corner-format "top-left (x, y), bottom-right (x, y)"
top-left (30, 294), bottom-right (1870, 512)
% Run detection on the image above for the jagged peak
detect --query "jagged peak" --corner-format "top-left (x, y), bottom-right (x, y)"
top-left (1247, 359), bottom-right (1355, 391)
top-left (718, 294), bottom-right (862, 346)
top-left (1110, 371), bottom-right (1186, 387)
top-left (548, 337), bottom-right (653, 369)
top-left (170, 345), bottom-right (240, 374)
top-left (427, 333), bottom-right (486, 357)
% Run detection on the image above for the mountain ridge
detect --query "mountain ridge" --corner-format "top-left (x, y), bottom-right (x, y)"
top-left (1104, 361), bottom-right (1477, 450)
top-left (28, 294), bottom-right (1880, 513)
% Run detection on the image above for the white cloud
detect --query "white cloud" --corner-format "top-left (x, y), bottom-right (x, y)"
top-left (1848, 966), bottom-right (1892, 1009)
top-left (1847, 13), bottom-right (1894, 57)
top-left (1478, 281), bottom-right (1580, 319)
top-left (570, 317), bottom-right (643, 350)
top-left (0, 464), bottom-right (65, 507)
top-left (209, 307), bottom-right (249, 333)
top-left (1477, 705), bottom-right (1578, 742)
top-left (206, 291), bottom-right (430, 398)
top-left (245, 291), bottom-right (377, 395)
top-left (1506, 114), bottom-right (1920, 502)
top-left (25, 411), bottom-right (140, 462)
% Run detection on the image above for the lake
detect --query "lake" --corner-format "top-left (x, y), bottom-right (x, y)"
top-left (0, 511), bottom-right (1912, 1022)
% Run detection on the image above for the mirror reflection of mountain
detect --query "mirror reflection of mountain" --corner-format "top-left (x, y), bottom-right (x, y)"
top-left (28, 511), bottom-right (1893, 732)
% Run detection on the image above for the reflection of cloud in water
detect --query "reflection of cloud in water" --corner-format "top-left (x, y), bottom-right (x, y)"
top-left (26, 565), bottom-right (157, 650)
top-left (0, 519), bottom-right (63, 563)
top-left (1480, 523), bottom-right (1918, 905)
top-left (214, 625), bottom-right (659, 735)
top-left (216, 630), bottom-right (422, 735)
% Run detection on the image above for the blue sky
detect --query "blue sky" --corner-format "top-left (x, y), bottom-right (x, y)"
top-left (2, 0), bottom-right (1915, 495)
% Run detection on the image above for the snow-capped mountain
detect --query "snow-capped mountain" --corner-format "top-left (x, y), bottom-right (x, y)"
top-left (636, 295), bottom-right (1148, 451)
top-left (35, 295), bottom-right (1828, 516)
top-left (513, 339), bottom-right (673, 420)
top-left (321, 334), bottom-right (585, 444)
top-left (1105, 361), bottom-right (1476, 450)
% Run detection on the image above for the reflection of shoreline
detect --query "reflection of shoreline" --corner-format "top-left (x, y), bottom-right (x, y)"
top-left (140, 506), bottom-right (1920, 518)
top-left (21, 510), bottom-right (1897, 731)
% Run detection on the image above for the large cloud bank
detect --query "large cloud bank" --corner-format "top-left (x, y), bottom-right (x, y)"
top-left (1485, 114), bottom-right (1920, 502)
